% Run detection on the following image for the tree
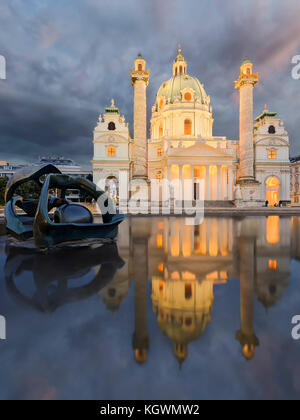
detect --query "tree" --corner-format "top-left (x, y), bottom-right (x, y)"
top-left (0, 177), bottom-right (8, 206)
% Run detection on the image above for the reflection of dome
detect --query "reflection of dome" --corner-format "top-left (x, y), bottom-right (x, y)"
top-left (152, 277), bottom-right (214, 366)
top-left (157, 75), bottom-right (209, 105)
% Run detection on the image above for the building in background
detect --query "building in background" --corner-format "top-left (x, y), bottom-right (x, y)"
top-left (0, 161), bottom-right (27, 178)
top-left (37, 157), bottom-right (91, 202)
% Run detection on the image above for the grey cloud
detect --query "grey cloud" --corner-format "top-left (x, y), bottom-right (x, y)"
top-left (0, 0), bottom-right (300, 167)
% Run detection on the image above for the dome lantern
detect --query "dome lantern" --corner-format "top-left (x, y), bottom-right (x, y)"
top-left (173, 44), bottom-right (187, 76)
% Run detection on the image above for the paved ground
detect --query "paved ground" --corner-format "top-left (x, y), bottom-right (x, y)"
top-left (2, 206), bottom-right (300, 220)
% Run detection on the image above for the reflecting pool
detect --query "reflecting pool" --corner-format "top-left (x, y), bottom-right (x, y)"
top-left (0, 216), bottom-right (300, 400)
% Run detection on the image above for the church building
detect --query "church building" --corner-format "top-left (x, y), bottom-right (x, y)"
top-left (92, 47), bottom-right (291, 207)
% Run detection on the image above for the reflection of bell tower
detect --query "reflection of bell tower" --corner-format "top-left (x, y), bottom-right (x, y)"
top-left (236, 233), bottom-right (259, 360)
top-left (131, 219), bottom-right (150, 363)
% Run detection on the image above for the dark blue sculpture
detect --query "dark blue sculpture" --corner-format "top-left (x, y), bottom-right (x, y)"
top-left (5, 164), bottom-right (125, 249)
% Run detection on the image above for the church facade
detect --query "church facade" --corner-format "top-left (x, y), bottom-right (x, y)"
top-left (92, 48), bottom-right (291, 207)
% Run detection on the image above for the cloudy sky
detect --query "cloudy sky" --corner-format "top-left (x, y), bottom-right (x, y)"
top-left (0, 0), bottom-right (300, 168)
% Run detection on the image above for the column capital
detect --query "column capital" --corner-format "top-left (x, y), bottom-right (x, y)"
top-left (131, 69), bottom-right (150, 86)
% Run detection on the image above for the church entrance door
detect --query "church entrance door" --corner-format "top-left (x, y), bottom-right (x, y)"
top-left (266, 177), bottom-right (279, 206)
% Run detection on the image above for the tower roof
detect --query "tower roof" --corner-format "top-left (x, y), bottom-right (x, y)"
top-left (255, 104), bottom-right (277, 121)
top-left (105, 99), bottom-right (120, 114)
top-left (242, 57), bottom-right (251, 64)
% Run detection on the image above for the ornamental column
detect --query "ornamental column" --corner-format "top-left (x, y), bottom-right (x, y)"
top-left (235, 58), bottom-right (259, 182)
top-left (234, 58), bottom-right (262, 206)
top-left (131, 54), bottom-right (150, 181)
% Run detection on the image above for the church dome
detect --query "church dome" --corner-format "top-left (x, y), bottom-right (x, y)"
top-left (157, 74), bottom-right (208, 105)
top-left (155, 46), bottom-right (210, 107)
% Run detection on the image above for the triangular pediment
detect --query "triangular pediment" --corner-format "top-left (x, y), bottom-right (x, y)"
top-left (169, 142), bottom-right (234, 159)
top-left (94, 133), bottom-right (129, 143)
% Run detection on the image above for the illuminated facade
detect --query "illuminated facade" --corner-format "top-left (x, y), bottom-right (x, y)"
top-left (92, 48), bottom-right (291, 206)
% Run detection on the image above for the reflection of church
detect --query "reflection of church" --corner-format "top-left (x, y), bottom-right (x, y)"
top-left (104, 215), bottom-right (294, 365)
top-left (5, 215), bottom-right (299, 365)
top-left (92, 47), bottom-right (291, 207)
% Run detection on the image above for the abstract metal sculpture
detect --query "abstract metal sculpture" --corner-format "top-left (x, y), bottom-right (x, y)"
top-left (5, 164), bottom-right (125, 249)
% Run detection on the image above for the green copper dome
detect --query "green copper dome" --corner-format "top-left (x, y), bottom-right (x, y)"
top-left (156, 74), bottom-right (208, 105)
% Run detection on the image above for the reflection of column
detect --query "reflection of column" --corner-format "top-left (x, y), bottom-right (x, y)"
top-left (217, 166), bottom-right (221, 200)
top-left (236, 236), bottom-right (259, 360)
top-left (131, 220), bottom-right (150, 363)
top-left (206, 166), bottom-right (210, 200)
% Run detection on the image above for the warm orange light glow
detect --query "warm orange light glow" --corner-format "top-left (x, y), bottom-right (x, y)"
top-left (182, 271), bottom-right (196, 281)
top-left (268, 150), bottom-right (277, 159)
top-left (107, 147), bottom-right (116, 157)
top-left (206, 271), bottom-right (218, 280)
top-left (266, 216), bottom-right (280, 244)
top-left (157, 148), bottom-right (162, 157)
top-left (171, 271), bottom-right (180, 280)
top-left (158, 263), bottom-right (164, 272)
top-left (269, 260), bottom-right (277, 271)
top-left (159, 123), bottom-right (163, 138)
top-left (156, 234), bottom-right (163, 249)
top-left (182, 226), bottom-right (192, 257)
top-left (266, 177), bottom-right (279, 207)
top-left (184, 119), bottom-right (192, 135)
top-left (184, 92), bottom-right (192, 101)
top-left (209, 219), bottom-right (219, 257)
top-left (159, 280), bottom-right (164, 292)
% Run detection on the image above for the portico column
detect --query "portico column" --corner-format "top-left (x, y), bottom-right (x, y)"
top-left (206, 166), bottom-right (210, 201)
top-left (217, 165), bottom-right (221, 200)
top-left (191, 165), bottom-right (195, 200)
top-left (179, 164), bottom-right (183, 202)
top-left (228, 167), bottom-right (233, 200)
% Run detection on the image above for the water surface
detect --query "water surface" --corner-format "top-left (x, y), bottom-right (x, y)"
top-left (0, 216), bottom-right (300, 400)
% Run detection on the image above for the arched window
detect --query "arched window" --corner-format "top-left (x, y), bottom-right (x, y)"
top-left (268, 125), bottom-right (276, 134)
top-left (159, 99), bottom-right (164, 109)
top-left (179, 66), bottom-right (183, 75)
top-left (175, 68), bottom-right (178, 76)
top-left (138, 63), bottom-right (143, 71)
top-left (184, 92), bottom-right (192, 101)
top-left (108, 122), bottom-right (116, 131)
top-left (107, 147), bottom-right (116, 157)
top-left (184, 119), bottom-right (192, 135)
top-left (157, 148), bottom-right (162, 157)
